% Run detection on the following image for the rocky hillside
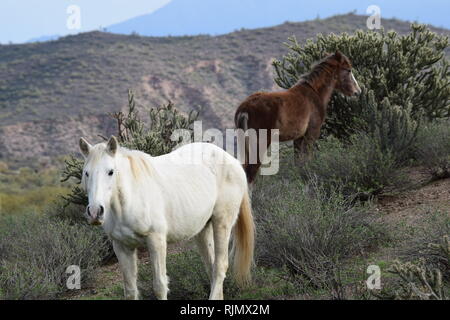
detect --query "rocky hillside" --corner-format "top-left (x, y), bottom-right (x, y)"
top-left (0, 14), bottom-right (448, 168)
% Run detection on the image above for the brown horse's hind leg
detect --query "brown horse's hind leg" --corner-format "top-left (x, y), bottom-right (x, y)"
top-left (293, 129), bottom-right (319, 165)
top-left (293, 137), bottom-right (304, 156)
top-left (244, 163), bottom-right (262, 185)
top-left (293, 137), bottom-right (309, 165)
top-left (243, 129), bottom-right (271, 185)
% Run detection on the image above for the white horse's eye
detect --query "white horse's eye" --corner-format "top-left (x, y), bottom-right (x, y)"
top-left (108, 170), bottom-right (114, 176)
top-left (85, 172), bottom-right (89, 177)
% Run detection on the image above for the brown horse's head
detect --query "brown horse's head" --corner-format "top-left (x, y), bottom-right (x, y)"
top-left (327, 51), bottom-right (361, 96)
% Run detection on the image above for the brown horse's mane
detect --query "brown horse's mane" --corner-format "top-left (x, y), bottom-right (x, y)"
top-left (295, 57), bottom-right (337, 88)
top-left (295, 53), bottom-right (352, 90)
top-left (301, 62), bottom-right (333, 83)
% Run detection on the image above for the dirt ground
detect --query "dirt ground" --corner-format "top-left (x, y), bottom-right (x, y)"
top-left (377, 167), bottom-right (449, 226)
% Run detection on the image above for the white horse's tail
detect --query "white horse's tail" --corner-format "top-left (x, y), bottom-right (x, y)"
top-left (232, 190), bottom-right (255, 286)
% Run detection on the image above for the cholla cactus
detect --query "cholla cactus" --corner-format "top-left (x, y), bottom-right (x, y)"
top-left (61, 156), bottom-right (86, 206)
top-left (387, 259), bottom-right (445, 300)
top-left (111, 90), bottom-right (198, 156)
top-left (416, 121), bottom-right (450, 179)
top-left (432, 235), bottom-right (450, 255)
top-left (375, 235), bottom-right (450, 300)
top-left (273, 24), bottom-right (449, 139)
top-left (428, 235), bottom-right (450, 267)
top-left (364, 94), bottom-right (420, 163)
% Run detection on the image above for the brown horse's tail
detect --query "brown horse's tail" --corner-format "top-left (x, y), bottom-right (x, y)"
top-left (232, 190), bottom-right (255, 287)
top-left (235, 112), bottom-right (259, 184)
top-left (235, 111), bottom-right (249, 132)
top-left (235, 111), bottom-right (250, 171)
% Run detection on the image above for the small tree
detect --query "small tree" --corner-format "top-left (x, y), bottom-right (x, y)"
top-left (273, 24), bottom-right (450, 140)
top-left (61, 90), bottom-right (198, 207)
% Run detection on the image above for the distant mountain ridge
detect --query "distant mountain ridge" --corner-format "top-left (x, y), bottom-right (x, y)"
top-left (107, 0), bottom-right (320, 36)
top-left (107, 0), bottom-right (450, 36)
top-left (27, 35), bottom-right (60, 43)
top-left (21, 0), bottom-right (450, 43)
top-left (0, 14), bottom-right (448, 168)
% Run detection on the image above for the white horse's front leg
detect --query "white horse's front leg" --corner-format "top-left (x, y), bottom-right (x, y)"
top-left (146, 233), bottom-right (169, 300)
top-left (113, 240), bottom-right (139, 300)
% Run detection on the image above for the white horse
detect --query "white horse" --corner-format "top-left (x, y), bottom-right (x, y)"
top-left (79, 136), bottom-right (254, 300)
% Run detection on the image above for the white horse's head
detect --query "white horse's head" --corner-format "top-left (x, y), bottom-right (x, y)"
top-left (79, 136), bottom-right (119, 225)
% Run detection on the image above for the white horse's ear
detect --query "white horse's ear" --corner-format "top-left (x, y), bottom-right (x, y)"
top-left (106, 136), bottom-right (118, 156)
top-left (79, 137), bottom-right (92, 158)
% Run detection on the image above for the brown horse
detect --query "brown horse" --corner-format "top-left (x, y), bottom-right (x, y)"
top-left (235, 50), bottom-right (361, 184)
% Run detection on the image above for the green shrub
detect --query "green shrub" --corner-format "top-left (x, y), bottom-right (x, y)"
top-left (401, 210), bottom-right (450, 280)
top-left (139, 249), bottom-right (251, 300)
top-left (376, 239), bottom-right (449, 300)
top-left (414, 120), bottom-right (450, 179)
top-left (60, 157), bottom-right (86, 207)
top-left (0, 165), bottom-right (71, 215)
top-left (0, 162), bottom-right (8, 172)
top-left (300, 133), bottom-right (404, 198)
top-left (0, 213), bottom-right (110, 299)
top-left (113, 90), bottom-right (199, 156)
top-left (139, 250), bottom-right (211, 300)
top-left (0, 167), bottom-right (63, 193)
top-left (46, 200), bottom-right (115, 263)
top-left (386, 259), bottom-right (447, 300)
top-left (0, 186), bottom-right (70, 216)
top-left (372, 211), bottom-right (450, 300)
top-left (138, 249), bottom-right (296, 300)
top-left (253, 174), bottom-right (387, 293)
top-left (273, 24), bottom-right (449, 139)
top-left (361, 93), bottom-right (420, 165)
top-left (47, 200), bottom-right (88, 224)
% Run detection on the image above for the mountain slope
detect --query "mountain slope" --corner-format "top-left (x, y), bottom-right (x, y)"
top-left (0, 14), bottom-right (448, 168)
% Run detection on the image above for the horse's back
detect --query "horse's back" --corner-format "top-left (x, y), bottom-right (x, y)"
top-left (169, 142), bottom-right (239, 164)
top-left (169, 142), bottom-right (247, 192)
top-left (153, 143), bottom-right (247, 241)
top-left (235, 88), bottom-right (315, 140)
top-left (235, 91), bottom-right (290, 130)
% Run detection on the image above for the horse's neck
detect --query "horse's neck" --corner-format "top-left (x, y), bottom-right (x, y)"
top-left (295, 66), bottom-right (337, 108)
top-left (309, 75), bottom-right (336, 107)
top-left (109, 152), bottom-right (159, 221)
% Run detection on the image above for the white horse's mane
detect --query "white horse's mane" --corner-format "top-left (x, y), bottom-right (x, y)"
top-left (120, 147), bottom-right (155, 181)
top-left (85, 143), bottom-right (155, 184)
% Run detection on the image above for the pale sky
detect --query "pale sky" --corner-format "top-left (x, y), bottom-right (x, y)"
top-left (0, 0), bottom-right (171, 43)
top-left (1, 0), bottom-right (448, 44)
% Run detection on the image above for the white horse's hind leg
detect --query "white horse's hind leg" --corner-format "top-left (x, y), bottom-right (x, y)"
top-left (209, 206), bottom-right (239, 300)
top-left (113, 240), bottom-right (139, 300)
top-left (146, 233), bottom-right (169, 300)
top-left (195, 221), bottom-right (215, 281)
